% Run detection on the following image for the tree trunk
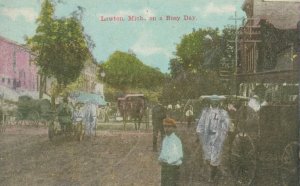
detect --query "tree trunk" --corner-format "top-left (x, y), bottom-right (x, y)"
top-left (39, 74), bottom-right (44, 99)
top-left (50, 82), bottom-right (61, 110)
top-left (39, 75), bottom-right (47, 99)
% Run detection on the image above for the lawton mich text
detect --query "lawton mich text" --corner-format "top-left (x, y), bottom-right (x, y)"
top-left (99, 15), bottom-right (196, 22)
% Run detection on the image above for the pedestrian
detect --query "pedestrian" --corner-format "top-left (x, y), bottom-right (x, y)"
top-left (57, 96), bottom-right (73, 136)
top-left (174, 102), bottom-right (181, 120)
top-left (159, 118), bottom-right (183, 186)
top-left (196, 95), bottom-right (229, 182)
top-left (152, 102), bottom-right (166, 152)
top-left (185, 105), bottom-right (194, 128)
top-left (73, 103), bottom-right (84, 141)
top-left (104, 103), bottom-right (110, 123)
top-left (83, 102), bottom-right (97, 138)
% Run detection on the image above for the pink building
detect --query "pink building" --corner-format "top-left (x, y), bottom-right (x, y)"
top-left (0, 36), bottom-right (39, 91)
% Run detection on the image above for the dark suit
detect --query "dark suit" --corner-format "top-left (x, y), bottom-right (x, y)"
top-left (152, 104), bottom-right (166, 151)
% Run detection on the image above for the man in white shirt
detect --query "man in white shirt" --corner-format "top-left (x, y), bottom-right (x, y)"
top-left (158, 118), bottom-right (183, 186)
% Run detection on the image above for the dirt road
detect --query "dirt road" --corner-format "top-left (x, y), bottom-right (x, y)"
top-left (0, 125), bottom-right (161, 186)
top-left (0, 123), bottom-right (289, 186)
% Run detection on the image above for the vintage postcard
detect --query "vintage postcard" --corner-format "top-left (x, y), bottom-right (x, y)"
top-left (0, 0), bottom-right (299, 185)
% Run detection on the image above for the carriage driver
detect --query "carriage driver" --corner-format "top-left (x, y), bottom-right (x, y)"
top-left (196, 95), bottom-right (230, 182)
top-left (57, 96), bottom-right (73, 135)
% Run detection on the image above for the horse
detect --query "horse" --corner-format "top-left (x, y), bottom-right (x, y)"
top-left (118, 96), bottom-right (146, 130)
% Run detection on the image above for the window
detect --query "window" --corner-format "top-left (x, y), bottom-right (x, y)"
top-left (7, 78), bottom-right (10, 84)
top-left (2, 78), bottom-right (4, 83)
top-left (13, 49), bottom-right (16, 71)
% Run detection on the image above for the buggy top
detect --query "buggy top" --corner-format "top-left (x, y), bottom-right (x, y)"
top-left (117, 94), bottom-right (145, 101)
top-left (70, 92), bottom-right (107, 106)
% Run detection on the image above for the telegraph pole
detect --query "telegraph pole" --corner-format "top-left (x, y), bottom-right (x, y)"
top-left (297, 21), bottom-right (300, 186)
top-left (229, 11), bottom-right (243, 74)
top-left (229, 11), bottom-right (243, 96)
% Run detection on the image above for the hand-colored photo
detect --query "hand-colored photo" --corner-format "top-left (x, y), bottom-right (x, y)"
top-left (0, 0), bottom-right (299, 185)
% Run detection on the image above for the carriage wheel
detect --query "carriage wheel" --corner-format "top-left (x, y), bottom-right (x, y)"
top-left (280, 141), bottom-right (299, 186)
top-left (230, 132), bottom-right (256, 186)
top-left (28, 111), bottom-right (40, 127)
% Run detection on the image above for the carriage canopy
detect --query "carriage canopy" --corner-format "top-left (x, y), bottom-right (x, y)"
top-left (70, 92), bottom-right (107, 106)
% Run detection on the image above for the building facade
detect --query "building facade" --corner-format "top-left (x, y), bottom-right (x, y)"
top-left (237, 0), bottom-right (299, 102)
top-left (0, 36), bottom-right (39, 92)
top-left (78, 58), bottom-right (105, 99)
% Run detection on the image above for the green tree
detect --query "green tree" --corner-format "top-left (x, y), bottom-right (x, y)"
top-left (27, 0), bottom-right (91, 102)
top-left (99, 51), bottom-right (165, 93)
top-left (98, 51), bottom-right (166, 103)
top-left (165, 26), bottom-right (236, 103)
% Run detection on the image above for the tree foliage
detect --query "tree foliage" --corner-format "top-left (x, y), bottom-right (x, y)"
top-left (99, 51), bottom-right (165, 92)
top-left (27, 0), bottom-right (91, 91)
top-left (165, 26), bottom-right (236, 103)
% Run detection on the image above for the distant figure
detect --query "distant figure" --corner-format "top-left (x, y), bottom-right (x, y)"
top-left (167, 104), bottom-right (173, 117)
top-left (57, 97), bottom-right (73, 135)
top-left (73, 103), bottom-right (84, 141)
top-left (185, 105), bottom-right (194, 128)
top-left (174, 102), bottom-right (181, 120)
top-left (152, 102), bottom-right (166, 152)
top-left (159, 118), bottom-right (183, 186)
top-left (104, 103), bottom-right (110, 123)
top-left (83, 103), bottom-right (97, 137)
top-left (196, 96), bottom-right (229, 182)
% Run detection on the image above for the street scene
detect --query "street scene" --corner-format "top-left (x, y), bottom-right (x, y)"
top-left (0, 0), bottom-right (299, 186)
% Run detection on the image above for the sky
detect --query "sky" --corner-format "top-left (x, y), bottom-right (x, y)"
top-left (0, 0), bottom-right (246, 72)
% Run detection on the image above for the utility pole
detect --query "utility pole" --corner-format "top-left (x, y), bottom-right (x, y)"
top-left (229, 11), bottom-right (243, 74)
top-left (296, 20), bottom-right (300, 186)
top-left (229, 11), bottom-right (243, 96)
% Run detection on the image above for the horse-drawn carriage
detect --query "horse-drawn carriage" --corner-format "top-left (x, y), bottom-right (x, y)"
top-left (48, 92), bottom-right (106, 141)
top-left (229, 91), bottom-right (299, 186)
top-left (117, 94), bottom-right (149, 130)
top-left (47, 101), bottom-right (80, 141)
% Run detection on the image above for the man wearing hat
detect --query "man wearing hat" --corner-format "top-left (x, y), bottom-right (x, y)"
top-left (158, 118), bottom-right (183, 186)
top-left (57, 96), bottom-right (73, 136)
top-left (196, 95), bottom-right (229, 182)
top-left (152, 102), bottom-right (167, 152)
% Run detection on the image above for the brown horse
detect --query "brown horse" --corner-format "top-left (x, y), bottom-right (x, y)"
top-left (118, 96), bottom-right (146, 130)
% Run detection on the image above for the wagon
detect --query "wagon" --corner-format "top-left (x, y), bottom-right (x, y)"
top-left (230, 97), bottom-right (298, 186)
top-left (47, 102), bottom-right (84, 142)
top-left (48, 92), bottom-right (106, 141)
